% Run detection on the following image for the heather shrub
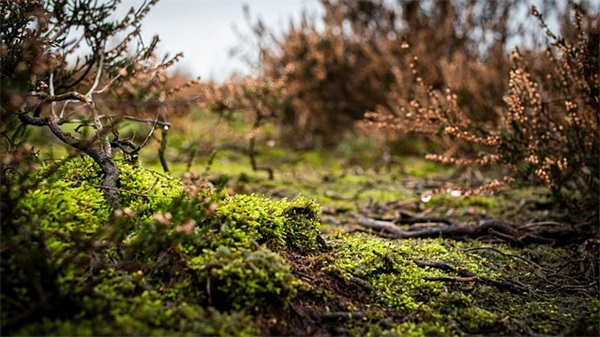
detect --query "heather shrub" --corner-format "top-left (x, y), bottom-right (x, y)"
top-left (236, 0), bottom-right (541, 148)
top-left (1, 0), bottom-right (202, 206)
top-left (199, 75), bottom-right (291, 177)
top-left (364, 4), bottom-right (599, 211)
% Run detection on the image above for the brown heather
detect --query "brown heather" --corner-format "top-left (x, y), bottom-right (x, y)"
top-left (364, 4), bottom-right (599, 210)
top-left (199, 0), bottom-right (599, 209)
top-left (232, 0), bottom-right (546, 148)
top-left (1, 0), bottom-right (203, 203)
top-left (1, 0), bottom-right (201, 140)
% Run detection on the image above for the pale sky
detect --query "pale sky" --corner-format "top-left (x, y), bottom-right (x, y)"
top-left (114, 0), bottom-right (323, 82)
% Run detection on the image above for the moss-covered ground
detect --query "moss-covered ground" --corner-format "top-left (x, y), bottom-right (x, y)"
top-left (2, 110), bottom-right (598, 336)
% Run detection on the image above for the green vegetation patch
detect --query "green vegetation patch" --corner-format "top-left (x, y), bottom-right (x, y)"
top-left (15, 293), bottom-right (257, 337)
top-left (18, 178), bottom-right (110, 253)
top-left (323, 232), bottom-right (599, 336)
top-left (2, 156), bottom-right (322, 336)
top-left (42, 155), bottom-right (184, 216)
top-left (209, 193), bottom-right (321, 251)
top-left (189, 246), bottom-right (299, 311)
top-left (425, 193), bottom-right (504, 211)
top-left (3, 153), bottom-right (596, 336)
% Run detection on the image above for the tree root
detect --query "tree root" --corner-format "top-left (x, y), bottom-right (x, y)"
top-left (371, 250), bottom-right (529, 294)
top-left (395, 211), bottom-right (454, 225)
top-left (357, 216), bottom-right (595, 246)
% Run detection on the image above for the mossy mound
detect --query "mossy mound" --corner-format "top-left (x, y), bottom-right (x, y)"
top-left (207, 192), bottom-right (321, 251)
top-left (3, 154), bottom-right (598, 336)
top-left (15, 295), bottom-right (257, 337)
top-left (41, 155), bottom-right (184, 217)
top-left (1, 155), bottom-right (322, 335)
top-left (17, 178), bottom-right (110, 253)
top-left (189, 246), bottom-right (299, 311)
top-left (312, 232), bottom-right (600, 336)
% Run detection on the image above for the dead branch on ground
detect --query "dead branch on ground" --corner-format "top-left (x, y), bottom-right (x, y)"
top-left (357, 216), bottom-right (594, 246)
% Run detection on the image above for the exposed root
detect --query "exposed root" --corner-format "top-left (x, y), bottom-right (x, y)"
top-left (357, 216), bottom-right (596, 246)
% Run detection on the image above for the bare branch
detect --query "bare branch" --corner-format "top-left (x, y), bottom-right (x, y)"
top-left (94, 73), bottom-right (123, 94)
top-left (121, 115), bottom-right (171, 127)
top-left (357, 217), bottom-right (404, 236)
top-left (158, 126), bottom-right (169, 173)
top-left (36, 91), bottom-right (88, 104)
top-left (137, 116), bottom-right (159, 150)
top-left (49, 71), bottom-right (57, 119)
top-left (17, 113), bottom-right (120, 207)
top-left (86, 45), bottom-right (105, 99)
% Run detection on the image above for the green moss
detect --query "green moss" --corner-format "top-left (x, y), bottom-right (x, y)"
top-left (300, 151), bottom-right (324, 168)
top-left (14, 155), bottom-right (185, 257)
top-left (424, 193), bottom-right (503, 211)
top-left (47, 155), bottom-right (183, 213)
top-left (404, 158), bottom-right (453, 178)
top-left (322, 232), bottom-right (599, 335)
top-left (213, 193), bottom-right (288, 249)
top-left (189, 246), bottom-right (298, 311)
top-left (361, 188), bottom-right (412, 204)
top-left (15, 298), bottom-right (257, 337)
top-left (190, 191), bottom-right (320, 251)
top-left (380, 322), bottom-right (426, 337)
top-left (5, 155), bottom-right (322, 336)
top-left (18, 179), bottom-right (110, 254)
top-left (5, 143), bottom-right (597, 336)
top-left (117, 162), bottom-right (183, 214)
top-left (281, 195), bottom-right (321, 250)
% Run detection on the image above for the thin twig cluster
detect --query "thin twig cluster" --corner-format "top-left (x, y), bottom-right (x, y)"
top-left (363, 4), bottom-right (599, 208)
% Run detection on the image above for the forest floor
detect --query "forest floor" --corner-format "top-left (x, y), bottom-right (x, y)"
top-left (186, 151), bottom-right (599, 336)
top-left (19, 109), bottom-right (599, 336)
top-left (126, 114), bottom-right (597, 335)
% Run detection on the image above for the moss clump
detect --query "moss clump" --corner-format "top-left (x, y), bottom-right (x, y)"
top-left (212, 193), bottom-right (288, 249)
top-left (281, 196), bottom-right (321, 249)
top-left (18, 179), bottom-right (110, 253)
top-left (2, 155), bottom-right (324, 336)
top-left (43, 155), bottom-right (184, 216)
top-left (198, 192), bottom-right (321, 251)
top-left (14, 155), bottom-right (184, 257)
top-left (189, 246), bottom-right (298, 311)
top-left (322, 232), bottom-right (600, 335)
top-left (15, 295), bottom-right (257, 337)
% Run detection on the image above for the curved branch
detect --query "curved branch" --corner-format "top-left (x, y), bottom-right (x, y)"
top-left (18, 114), bottom-right (120, 207)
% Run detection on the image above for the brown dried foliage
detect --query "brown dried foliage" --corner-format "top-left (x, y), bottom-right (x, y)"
top-left (1, 0), bottom-right (202, 149)
top-left (364, 3), bottom-right (599, 210)
top-left (1, 0), bottom-right (202, 205)
top-left (239, 0), bottom-right (541, 148)
top-left (199, 74), bottom-right (289, 177)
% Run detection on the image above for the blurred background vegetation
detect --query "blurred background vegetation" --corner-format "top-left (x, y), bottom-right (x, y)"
top-left (3, 0), bottom-right (598, 211)
top-left (163, 0), bottom-right (597, 213)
